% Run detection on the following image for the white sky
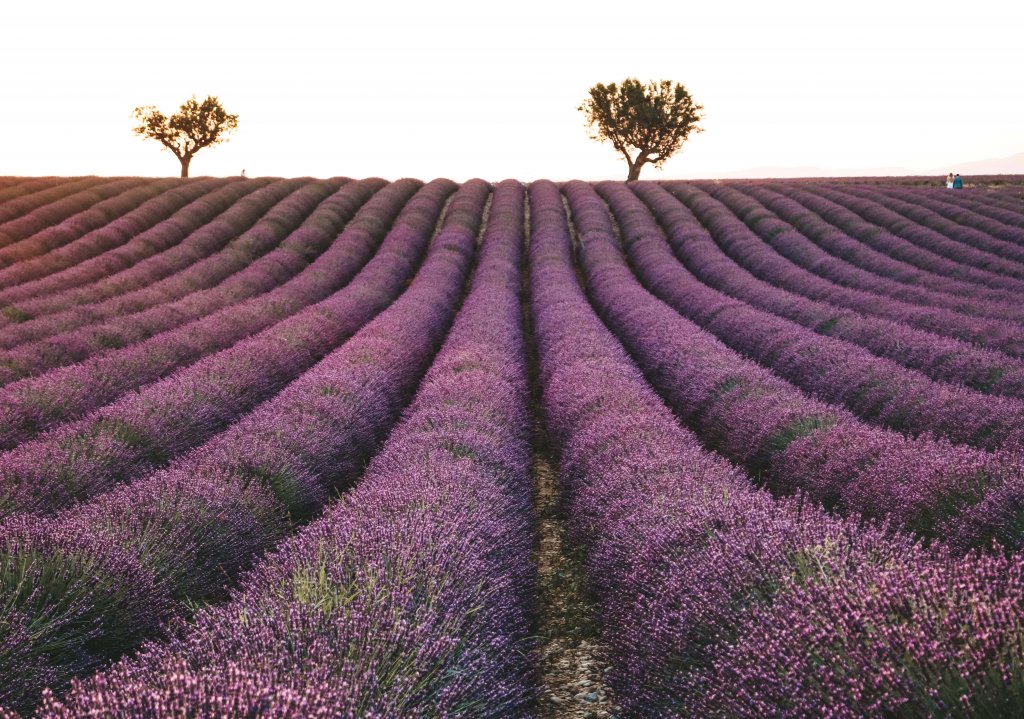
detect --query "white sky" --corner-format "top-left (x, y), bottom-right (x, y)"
top-left (2, 0), bottom-right (1022, 181)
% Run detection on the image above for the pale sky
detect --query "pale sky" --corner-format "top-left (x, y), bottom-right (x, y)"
top-left (3, 0), bottom-right (1022, 181)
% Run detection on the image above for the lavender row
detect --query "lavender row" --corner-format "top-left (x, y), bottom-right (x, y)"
top-left (0, 178), bottom-right (196, 290)
top-left (0, 179), bottom-right (361, 438)
top-left (813, 183), bottom-right (1024, 282)
top-left (886, 185), bottom-right (1024, 246)
top-left (598, 181), bottom-right (1024, 450)
top-left (666, 182), bottom-right (1024, 356)
top-left (529, 179), bottom-right (1024, 718)
top-left (838, 182), bottom-right (1024, 260)
top-left (0, 177), bottom-right (113, 231)
top-left (0, 177), bottom-right (249, 308)
top-left (0, 177), bottom-right (310, 339)
top-left (910, 185), bottom-right (1024, 228)
top-left (0, 178), bottom-right (158, 265)
top-left (565, 181), bottom-right (1024, 549)
top-left (0, 180), bottom-right (357, 386)
top-left (704, 180), bottom-right (1024, 317)
top-left (0, 179), bottom-right (489, 714)
top-left (0, 179), bottom-right (450, 517)
top-left (740, 181), bottom-right (1024, 308)
top-left (633, 182), bottom-right (1024, 398)
top-left (0, 179), bottom-right (67, 211)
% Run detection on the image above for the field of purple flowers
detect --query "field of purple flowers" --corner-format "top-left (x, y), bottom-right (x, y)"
top-left (0, 174), bottom-right (1023, 717)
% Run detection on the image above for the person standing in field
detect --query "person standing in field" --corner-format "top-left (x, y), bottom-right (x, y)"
top-left (946, 172), bottom-right (955, 188)
top-left (953, 173), bottom-right (964, 189)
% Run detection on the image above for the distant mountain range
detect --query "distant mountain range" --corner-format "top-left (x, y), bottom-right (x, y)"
top-left (686, 151), bottom-right (1024, 180)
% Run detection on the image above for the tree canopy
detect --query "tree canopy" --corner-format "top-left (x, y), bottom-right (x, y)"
top-left (580, 79), bottom-right (703, 181)
top-left (132, 95), bottom-right (239, 178)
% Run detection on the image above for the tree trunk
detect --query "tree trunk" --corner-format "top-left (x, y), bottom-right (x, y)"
top-left (626, 155), bottom-right (645, 181)
top-left (179, 156), bottom-right (191, 178)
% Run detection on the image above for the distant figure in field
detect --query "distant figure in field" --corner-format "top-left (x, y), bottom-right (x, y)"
top-left (240, 168), bottom-right (247, 178)
top-left (946, 172), bottom-right (955, 188)
top-left (953, 173), bottom-right (964, 189)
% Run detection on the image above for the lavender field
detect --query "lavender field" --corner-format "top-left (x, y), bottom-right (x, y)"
top-left (1, 174), bottom-right (1024, 717)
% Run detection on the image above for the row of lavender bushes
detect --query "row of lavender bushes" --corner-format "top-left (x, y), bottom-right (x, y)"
top-left (0, 178), bottom-right (311, 339)
top-left (0, 178), bottom-right (81, 220)
top-left (667, 182), bottom-right (1024, 356)
top-left (0, 177), bottom-right (528, 716)
top-left (695, 180), bottom-right (1024, 323)
top-left (0, 177), bottom-right (123, 241)
top-left (0, 178), bottom-right (162, 269)
top-left (632, 182), bottom-right (1024, 398)
top-left (835, 183), bottom-right (1024, 271)
top-left (0, 177), bottom-right (251, 311)
top-left (598, 181), bottom-right (1024, 451)
top-left (0, 179), bottom-right (458, 517)
top-left (529, 178), bottom-right (1024, 718)
top-left (738, 182), bottom-right (1024, 307)
top-left (0, 178), bottom-right (206, 291)
top-left (897, 185), bottom-right (1024, 239)
top-left (916, 183), bottom-right (1024, 221)
top-left (0, 180), bottom-right (376, 388)
top-left (0, 178), bottom-right (386, 436)
top-left (563, 180), bottom-right (1024, 550)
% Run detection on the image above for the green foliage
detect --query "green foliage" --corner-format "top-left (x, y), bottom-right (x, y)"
top-left (580, 78), bottom-right (703, 180)
top-left (132, 95), bottom-right (239, 177)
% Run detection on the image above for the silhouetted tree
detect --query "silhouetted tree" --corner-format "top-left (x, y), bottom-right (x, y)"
top-left (132, 96), bottom-right (239, 178)
top-left (580, 79), bottom-right (703, 181)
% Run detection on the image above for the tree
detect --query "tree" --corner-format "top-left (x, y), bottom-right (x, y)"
top-left (132, 95), bottom-right (239, 178)
top-left (580, 79), bottom-right (703, 181)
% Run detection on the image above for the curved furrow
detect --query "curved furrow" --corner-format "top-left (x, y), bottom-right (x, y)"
top-left (739, 182), bottom-right (1024, 306)
top-left (839, 183), bottom-right (1024, 261)
top-left (564, 181), bottom-right (1024, 550)
top-left (665, 182), bottom-right (1024, 356)
top-left (703, 181), bottom-right (1024, 315)
top-left (0, 177), bottom-right (246, 305)
top-left (0, 177), bottom-right (112, 229)
top-left (632, 182), bottom-right (1024, 398)
top-left (0, 178), bottom-right (200, 290)
top-left (813, 184), bottom-right (1024, 282)
top-left (887, 186), bottom-right (1024, 244)
top-left (0, 179), bottom-right (493, 715)
top-left (0, 179), bottom-right (459, 517)
top-left (0, 178), bottom-right (159, 261)
top-left (911, 185), bottom-right (1024, 227)
top-left (527, 178), bottom-right (1024, 718)
top-left (0, 180), bottom-right (383, 387)
top-left (0, 178), bottom-right (320, 344)
top-left (598, 183), bottom-right (1024, 446)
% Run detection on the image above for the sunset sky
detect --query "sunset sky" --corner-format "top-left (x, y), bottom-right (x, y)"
top-left (3, 0), bottom-right (1022, 181)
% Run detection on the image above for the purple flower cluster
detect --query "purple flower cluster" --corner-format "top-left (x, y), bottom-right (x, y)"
top-left (108, 181), bottom-right (532, 716)
top-left (0, 177), bottom-right (249, 313)
top-left (562, 180), bottom-right (1024, 547)
top-left (667, 182), bottom-right (1024, 355)
top-left (631, 181), bottom-right (1024, 398)
top-left (750, 182), bottom-right (1024, 306)
top-left (0, 179), bottom-right (490, 713)
top-left (0, 177), bottom-right (317, 344)
top-left (528, 178), bottom-right (1024, 718)
top-left (595, 180), bottom-right (1024, 450)
top-left (0, 179), bottom-right (455, 514)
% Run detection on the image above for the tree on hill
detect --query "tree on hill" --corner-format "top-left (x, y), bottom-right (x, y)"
top-left (132, 96), bottom-right (239, 178)
top-left (580, 79), bottom-right (703, 181)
